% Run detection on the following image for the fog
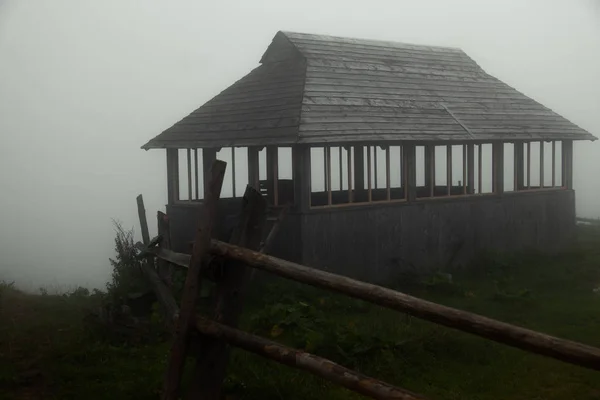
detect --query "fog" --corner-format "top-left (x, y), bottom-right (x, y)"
top-left (0, 0), bottom-right (598, 291)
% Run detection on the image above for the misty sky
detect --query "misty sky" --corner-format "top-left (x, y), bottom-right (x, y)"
top-left (0, 0), bottom-right (598, 291)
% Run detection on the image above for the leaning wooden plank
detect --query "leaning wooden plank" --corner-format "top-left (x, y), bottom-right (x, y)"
top-left (136, 196), bottom-right (179, 328)
top-left (194, 316), bottom-right (427, 400)
top-left (209, 241), bottom-right (600, 372)
top-left (157, 211), bottom-right (173, 287)
top-left (186, 185), bottom-right (267, 399)
top-left (162, 160), bottom-right (226, 400)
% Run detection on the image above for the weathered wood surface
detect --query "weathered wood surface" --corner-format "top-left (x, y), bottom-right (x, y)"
top-left (209, 240), bottom-right (600, 372)
top-left (156, 211), bottom-right (173, 287)
top-left (162, 160), bottom-right (226, 400)
top-left (136, 196), bottom-right (179, 327)
top-left (195, 317), bottom-right (427, 400)
top-left (186, 186), bottom-right (267, 399)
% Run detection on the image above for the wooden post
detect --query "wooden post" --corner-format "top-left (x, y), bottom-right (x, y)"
top-left (373, 146), bottom-right (378, 189)
top-left (493, 142), bottom-right (504, 194)
top-left (462, 144), bottom-right (467, 194)
top-left (477, 144), bottom-right (482, 194)
top-left (248, 146), bottom-right (260, 191)
top-left (338, 146), bottom-right (343, 191)
top-left (404, 144), bottom-right (417, 202)
top-left (267, 146), bottom-right (277, 205)
top-left (186, 186), bottom-right (267, 400)
top-left (367, 146), bottom-right (372, 202)
top-left (526, 142), bottom-right (531, 189)
top-left (446, 145), bottom-right (452, 196)
top-left (136, 195), bottom-right (179, 329)
top-left (194, 149), bottom-right (199, 200)
top-left (562, 139), bottom-right (574, 189)
top-left (292, 145), bottom-right (311, 212)
top-left (467, 144), bottom-right (475, 194)
top-left (515, 142), bottom-right (524, 190)
top-left (424, 145), bottom-right (434, 197)
top-left (326, 146), bottom-right (332, 205)
top-left (385, 146), bottom-right (391, 201)
top-left (187, 149), bottom-right (192, 201)
top-left (552, 141), bottom-right (556, 187)
top-left (346, 146), bottom-right (353, 203)
top-left (231, 147), bottom-right (236, 197)
top-left (162, 160), bottom-right (226, 400)
top-left (157, 211), bottom-right (173, 288)
top-left (203, 148), bottom-right (217, 197)
top-left (166, 149), bottom-right (179, 204)
top-left (354, 145), bottom-right (364, 194)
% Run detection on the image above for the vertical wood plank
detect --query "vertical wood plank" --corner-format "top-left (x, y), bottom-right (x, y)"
top-left (273, 148), bottom-right (279, 206)
top-left (347, 146), bottom-right (353, 203)
top-left (137, 195), bottom-right (150, 246)
top-left (467, 144), bottom-right (475, 194)
top-left (203, 148), bottom-right (217, 197)
top-left (292, 145), bottom-right (311, 211)
top-left (515, 142), bottom-right (524, 191)
top-left (404, 144), bottom-right (417, 202)
top-left (354, 145), bottom-right (364, 193)
top-left (462, 144), bottom-right (467, 194)
top-left (187, 149), bottom-right (192, 201)
top-left (247, 147), bottom-right (260, 191)
top-left (157, 211), bottom-right (173, 289)
top-left (194, 149), bottom-right (199, 200)
top-left (446, 145), bottom-right (452, 196)
top-left (478, 144), bottom-right (482, 194)
top-left (424, 145), bottom-right (433, 197)
top-left (186, 185), bottom-right (267, 400)
top-left (552, 141), bottom-right (556, 187)
top-left (231, 147), bottom-right (236, 197)
top-left (562, 139), bottom-right (574, 189)
top-left (166, 149), bottom-right (179, 204)
top-left (493, 142), bottom-right (504, 194)
top-left (540, 141), bottom-right (545, 188)
top-left (385, 146), bottom-right (391, 201)
top-left (526, 142), bottom-right (531, 189)
top-left (326, 146), bottom-right (332, 205)
top-left (162, 160), bottom-right (226, 400)
top-left (323, 146), bottom-right (328, 193)
top-left (374, 147), bottom-right (378, 189)
top-left (339, 146), bottom-right (343, 191)
top-left (367, 146), bottom-right (372, 202)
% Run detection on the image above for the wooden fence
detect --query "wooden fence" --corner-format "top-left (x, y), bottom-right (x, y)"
top-left (136, 160), bottom-right (600, 400)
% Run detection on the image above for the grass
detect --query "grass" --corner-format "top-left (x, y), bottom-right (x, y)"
top-left (2, 225), bottom-right (600, 399)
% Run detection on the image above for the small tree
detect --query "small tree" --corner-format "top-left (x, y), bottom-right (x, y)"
top-left (106, 220), bottom-right (150, 303)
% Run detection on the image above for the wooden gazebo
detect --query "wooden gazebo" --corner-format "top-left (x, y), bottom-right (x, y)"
top-left (142, 31), bottom-right (596, 282)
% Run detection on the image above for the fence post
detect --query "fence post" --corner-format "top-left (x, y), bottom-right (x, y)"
top-left (162, 160), bottom-right (226, 400)
top-left (185, 185), bottom-right (267, 399)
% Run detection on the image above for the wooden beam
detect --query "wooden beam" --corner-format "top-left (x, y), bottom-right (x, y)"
top-left (478, 144), bottom-right (482, 194)
top-left (186, 185), bottom-right (267, 400)
top-left (157, 211), bottom-right (173, 288)
top-left (193, 149), bottom-right (199, 200)
top-left (563, 139), bottom-right (574, 189)
top-left (446, 145), bottom-right (452, 196)
top-left (540, 141), bottom-right (544, 188)
top-left (386, 146), bottom-right (391, 201)
top-left (273, 148), bottom-right (279, 206)
top-left (187, 149), bottom-right (192, 201)
top-left (247, 146), bottom-right (260, 191)
top-left (424, 145), bottom-right (434, 197)
top-left (338, 146), bottom-right (343, 191)
top-left (293, 145), bottom-right (311, 211)
top-left (194, 317), bottom-right (427, 400)
top-left (367, 146), bottom-right (372, 202)
top-left (552, 141), bottom-right (556, 187)
top-left (526, 142), bottom-right (531, 189)
top-left (515, 142), bottom-right (525, 191)
top-left (467, 144), bottom-right (475, 194)
top-left (404, 144), bottom-right (416, 202)
top-left (493, 142), bottom-right (504, 194)
top-left (326, 146), bottom-right (332, 205)
top-left (354, 145), bottom-right (364, 193)
top-left (166, 149), bottom-right (179, 204)
top-left (373, 147), bottom-right (378, 189)
top-left (203, 148), bottom-right (217, 197)
top-left (162, 160), bottom-right (226, 400)
top-left (347, 146), bottom-right (353, 203)
top-left (231, 147), bottom-right (236, 197)
top-left (209, 241), bottom-right (600, 372)
top-left (136, 196), bottom-right (179, 329)
top-left (323, 147), bottom-right (328, 193)
top-left (462, 144), bottom-right (467, 194)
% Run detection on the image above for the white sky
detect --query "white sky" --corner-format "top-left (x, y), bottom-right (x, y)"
top-left (0, 0), bottom-right (598, 291)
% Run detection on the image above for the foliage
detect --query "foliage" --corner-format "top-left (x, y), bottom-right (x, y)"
top-left (105, 220), bottom-right (150, 303)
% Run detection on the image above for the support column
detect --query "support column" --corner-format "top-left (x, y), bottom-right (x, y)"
top-left (166, 148), bottom-right (179, 204)
top-left (404, 143), bottom-right (417, 202)
top-left (353, 145), bottom-right (365, 202)
top-left (467, 144), bottom-right (475, 194)
top-left (562, 139), bottom-right (573, 189)
top-left (202, 148), bottom-right (217, 197)
top-left (247, 147), bottom-right (260, 191)
top-left (266, 146), bottom-right (278, 205)
top-left (424, 145), bottom-right (434, 197)
top-left (514, 142), bottom-right (525, 190)
top-left (292, 145), bottom-right (311, 212)
top-left (492, 142), bottom-right (504, 194)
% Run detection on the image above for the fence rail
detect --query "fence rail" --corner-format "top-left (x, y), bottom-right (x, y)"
top-left (136, 160), bottom-right (600, 400)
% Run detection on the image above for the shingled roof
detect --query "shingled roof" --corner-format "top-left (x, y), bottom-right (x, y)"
top-left (142, 31), bottom-right (596, 149)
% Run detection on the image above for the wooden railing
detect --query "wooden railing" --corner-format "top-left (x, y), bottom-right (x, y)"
top-left (136, 160), bottom-right (600, 400)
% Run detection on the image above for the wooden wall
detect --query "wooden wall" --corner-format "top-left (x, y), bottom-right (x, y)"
top-left (300, 189), bottom-right (576, 283)
top-left (166, 190), bottom-right (576, 285)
